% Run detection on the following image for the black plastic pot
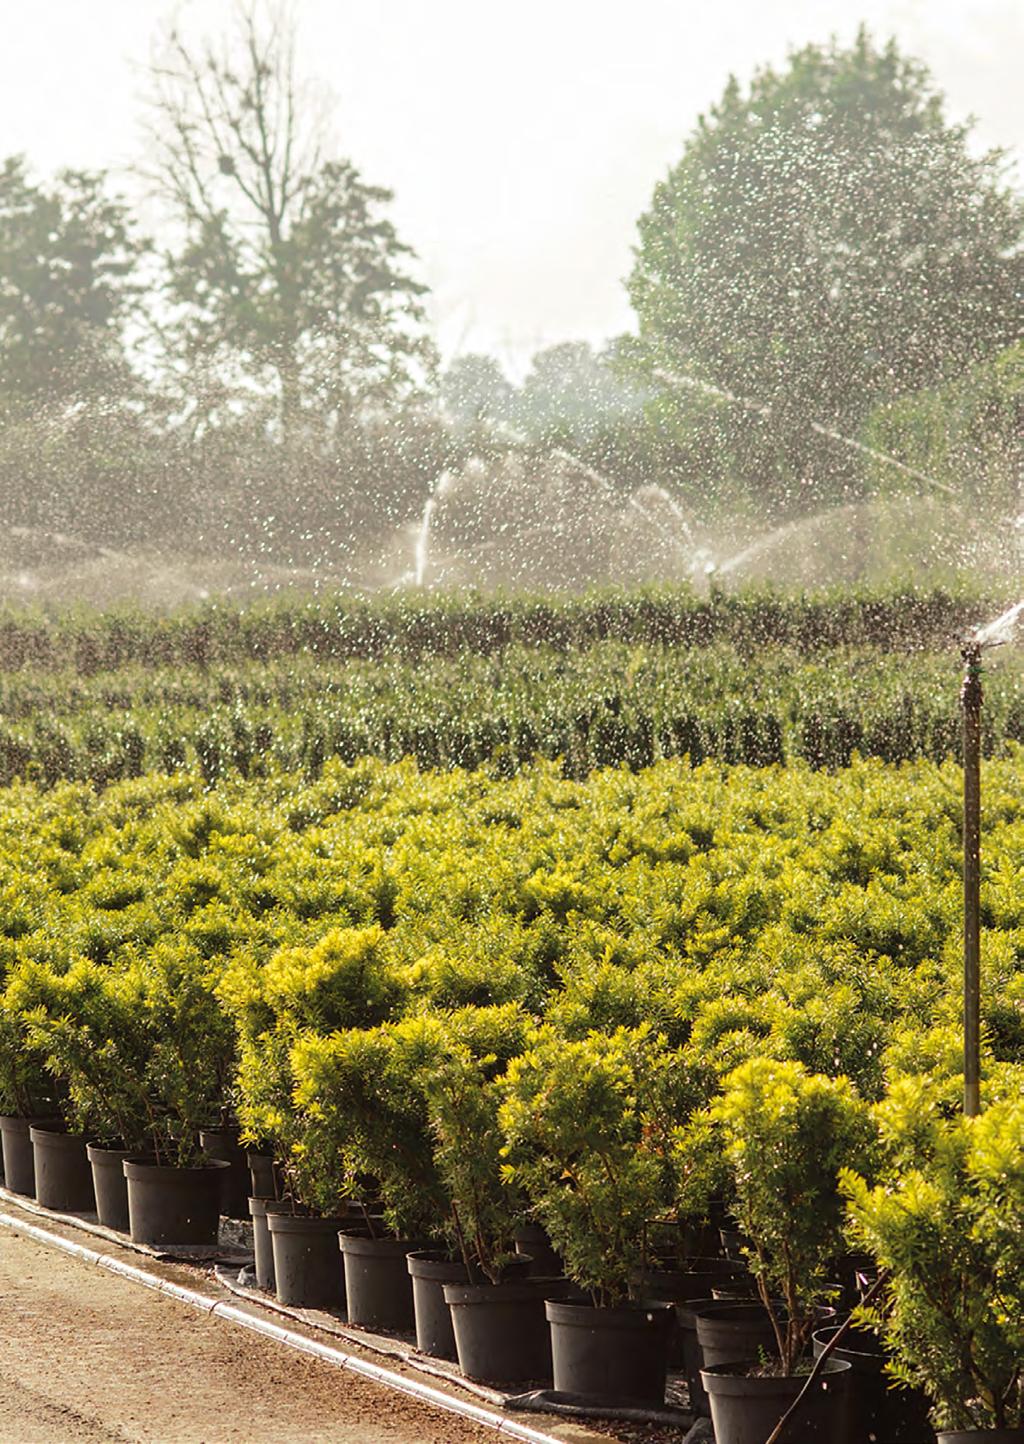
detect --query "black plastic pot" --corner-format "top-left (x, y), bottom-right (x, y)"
top-left (444, 1277), bottom-right (571, 1384)
top-left (247, 1150), bottom-right (276, 1200)
top-left (339, 1232), bottom-right (424, 1334)
top-left (677, 1296), bottom-right (728, 1418)
top-left (406, 1250), bottom-right (469, 1360)
top-left (546, 1298), bottom-right (674, 1406)
top-left (267, 1212), bottom-right (349, 1309)
top-left (0, 1114), bottom-right (61, 1196)
top-left (199, 1128), bottom-right (249, 1219)
top-left (123, 1157), bottom-right (229, 1246)
top-left (813, 1323), bottom-right (936, 1443)
top-left (249, 1196), bottom-right (290, 1292)
top-left (702, 1357), bottom-right (853, 1444)
top-left (30, 1127), bottom-right (95, 1212)
top-left (513, 1223), bottom-right (562, 1277)
top-left (937, 1433), bottom-right (1024, 1443)
top-left (632, 1256), bottom-right (746, 1302)
top-left (87, 1144), bottom-right (134, 1231)
top-left (696, 1301), bottom-right (782, 1371)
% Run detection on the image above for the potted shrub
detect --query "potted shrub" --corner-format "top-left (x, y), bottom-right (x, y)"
top-left (419, 1005), bottom-right (558, 1374)
top-left (844, 1091), bottom-right (1024, 1441)
top-left (691, 1056), bottom-right (875, 1444)
top-left (13, 957), bottom-right (153, 1222)
top-left (290, 1015), bottom-right (449, 1332)
top-left (220, 926), bottom-right (406, 1309)
top-left (499, 1024), bottom-right (680, 1405)
top-left (29, 940), bottom-right (237, 1245)
top-left (0, 962), bottom-right (65, 1199)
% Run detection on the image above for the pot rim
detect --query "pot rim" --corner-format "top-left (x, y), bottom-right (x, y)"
top-left (122, 1157), bottom-right (230, 1178)
top-left (86, 1142), bottom-right (137, 1159)
top-left (406, 1249), bottom-right (471, 1281)
top-left (338, 1232), bottom-right (429, 1257)
top-left (0, 1113), bottom-right (61, 1131)
top-left (701, 1357), bottom-right (852, 1396)
top-left (29, 1126), bottom-right (84, 1146)
top-left (546, 1297), bottom-right (675, 1330)
top-left (266, 1210), bottom-right (352, 1233)
top-left (443, 1278), bottom-right (570, 1306)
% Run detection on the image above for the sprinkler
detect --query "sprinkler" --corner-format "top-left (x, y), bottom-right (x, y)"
top-left (958, 599), bottom-right (1024, 1117)
top-left (960, 640), bottom-right (982, 1118)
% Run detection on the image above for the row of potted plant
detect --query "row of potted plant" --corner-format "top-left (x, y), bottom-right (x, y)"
top-left (5, 921), bottom-right (1020, 1441)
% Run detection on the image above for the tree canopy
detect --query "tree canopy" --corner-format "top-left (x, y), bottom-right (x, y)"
top-left (0, 157), bottom-right (146, 408)
top-left (628, 28), bottom-right (1024, 514)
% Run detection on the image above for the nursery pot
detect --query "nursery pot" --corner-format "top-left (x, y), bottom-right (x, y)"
top-left (443, 1277), bottom-right (571, 1385)
top-left (813, 1323), bottom-right (936, 1443)
top-left (267, 1212), bottom-right (349, 1309)
top-left (632, 1256), bottom-right (746, 1301)
top-left (513, 1223), bottom-right (562, 1277)
top-left (678, 1296), bottom-right (729, 1418)
top-left (87, 1144), bottom-right (134, 1232)
top-left (199, 1128), bottom-right (249, 1219)
top-left (546, 1298), bottom-right (674, 1406)
top-left (701, 1357), bottom-right (853, 1444)
top-left (696, 1300), bottom-right (784, 1371)
top-left (30, 1127), bottom-right (95, 1213)
top-left (249, 1196), bottom-right (291, 1293)
top-left (247, 1150), bottom-right (276, 1200)
top-left (937, 1434), bottom-right (1024, 1443)
top-left (123, 1157), bottom-right (229, 1246)
top-left (0, 1114), bottom-right (61, 1196)
top-left (631, 1263), bottom-right (745, 1370)
top-left (338, 1232), bottom-right (425, 1334)
top-left (406, 1250), bottom-right (469, 1360)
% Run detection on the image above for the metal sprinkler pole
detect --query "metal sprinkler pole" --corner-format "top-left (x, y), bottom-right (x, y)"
top-left (960, 641), bottom-right (983, 1118)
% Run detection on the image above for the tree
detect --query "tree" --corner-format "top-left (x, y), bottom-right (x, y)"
top-left (516, 340), bottom-right (647, 439)
top-left (628, 28), bottom-right (1024, 514)
top-left (862, 341), bottom-right (1023, 517)
top-left (440, 353), bottom-right (515, 429)
top-left (0, 156), bottom-right (145, 406)
top-left (145, 2), bottom-right (433, 434)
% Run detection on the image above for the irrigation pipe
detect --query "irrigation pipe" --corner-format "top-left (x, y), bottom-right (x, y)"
top-left (0, 1209), bottom-right (567, 1444)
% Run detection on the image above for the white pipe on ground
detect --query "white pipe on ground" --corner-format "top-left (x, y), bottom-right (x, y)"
top-left (0, 1209), bottom-right (565, 1444)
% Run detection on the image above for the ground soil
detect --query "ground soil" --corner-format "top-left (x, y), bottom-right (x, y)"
top-left (0, 1227), bottom-right (509, 1443)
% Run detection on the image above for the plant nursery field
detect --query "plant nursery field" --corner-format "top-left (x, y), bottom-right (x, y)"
top-left (3, 585), bottom-right (1024, 787)
top-left (1, 587), bottom-right (1021, 1436)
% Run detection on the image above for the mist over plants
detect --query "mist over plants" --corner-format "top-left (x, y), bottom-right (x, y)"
top-left (0, 8), bottom-right (1021, 603)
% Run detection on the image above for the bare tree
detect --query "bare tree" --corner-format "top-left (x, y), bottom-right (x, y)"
top-left (144, 2), bottom-right (432, 433)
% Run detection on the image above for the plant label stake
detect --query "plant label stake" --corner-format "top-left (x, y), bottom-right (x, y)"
top-left (960, 640), bottom-right (982, 1119)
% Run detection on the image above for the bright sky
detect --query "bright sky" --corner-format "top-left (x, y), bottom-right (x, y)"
top-left (2, 0), bottom-right (1021, 374)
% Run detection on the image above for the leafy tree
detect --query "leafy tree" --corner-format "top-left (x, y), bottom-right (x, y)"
top-left (516, 340), bottom-right (648, 439)
top-left (145, 2), bottom-right (434, 434)
top-left (863, 340), bottom-right (1023, 516)
top-left (0, 156), bottom-right (146, 406)
top-left (440, 353), bottom-right (516, 429)
top-left (628, 28), bottom-right (1023, 514)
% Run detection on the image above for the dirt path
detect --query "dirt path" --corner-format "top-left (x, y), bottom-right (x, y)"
top-left (0, 1227), bottom-right (506, 1443)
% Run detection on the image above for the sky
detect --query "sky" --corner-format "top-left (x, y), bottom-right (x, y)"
top-left (2, 0), bottom-right (1021, 375)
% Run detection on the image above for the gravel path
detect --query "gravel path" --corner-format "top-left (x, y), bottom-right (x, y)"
top-left (0, 1227), bottom-right (504, 1443)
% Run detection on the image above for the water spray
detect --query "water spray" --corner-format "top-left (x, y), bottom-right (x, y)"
top-left (960, 599), bottom-right (1024, 1117)
top-left (651, 367), bottom-right (957, 499)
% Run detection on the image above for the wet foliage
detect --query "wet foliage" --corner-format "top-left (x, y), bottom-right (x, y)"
top-left (0, 585), bottom-right (1021, 788)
